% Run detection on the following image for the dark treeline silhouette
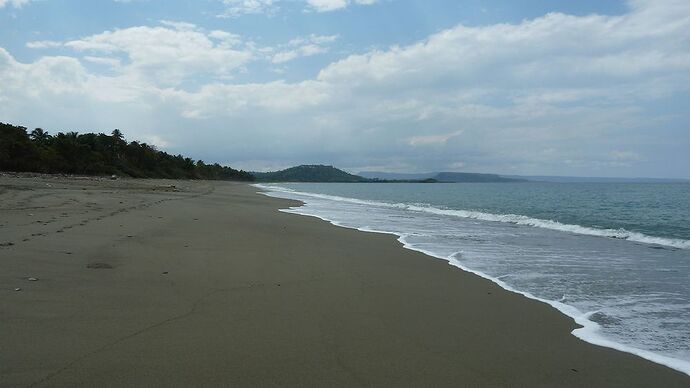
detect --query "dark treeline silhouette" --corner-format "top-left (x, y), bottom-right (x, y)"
top-left (0, 122), bottom-right (253, 181)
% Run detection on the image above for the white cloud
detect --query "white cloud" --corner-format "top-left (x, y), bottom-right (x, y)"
top-left (218, 0), bottom-right (277, 18)
top-left (2, 0), bottom-right (690, 177)
top-left (27, 23), bottom-right (336, 84)
top-left (408, 130), bottom-right (464, 146)
top-left (0, 0), bottom-right (31, 8)
top-left (217, 0), bottom-right (377, 16)
top-left (305, 0), bottom-right (347, 12)
top-left (61, 22), bottom-right (253, 87)
top-left (83, 56), bottom-right (122, 67)
top-left (26, 40), bottom-right (63, 49)
top-left (305, 0), bottom-right (377, 12)
top-left (271, 34), bottom-right (338, 63)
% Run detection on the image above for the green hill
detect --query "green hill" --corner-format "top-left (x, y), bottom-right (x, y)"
top-left (253, 165), bottom-right (368, 182)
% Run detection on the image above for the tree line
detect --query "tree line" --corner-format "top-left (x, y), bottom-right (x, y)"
top-left (0, 122), bottom-right (254, 181)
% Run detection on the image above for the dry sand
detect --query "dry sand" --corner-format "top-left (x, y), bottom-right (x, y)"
top-left (1, 176), bottom-right (688, 387)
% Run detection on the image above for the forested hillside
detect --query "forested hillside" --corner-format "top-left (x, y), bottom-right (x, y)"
top-left (253, 165), bottom-right (368, 182)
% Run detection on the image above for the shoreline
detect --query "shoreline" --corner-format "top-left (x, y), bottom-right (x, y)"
top-left (1, 177), bottom-right (688, 386)
top-left (261, 189), bottom-right (690, 376)
top-left (255, 184), bottom-right (690, 376)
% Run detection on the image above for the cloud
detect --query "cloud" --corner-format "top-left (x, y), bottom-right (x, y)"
top-left (271, 34), bottom-right (338, 63)
top-left (217, 0), bottom-right (377, 16)
top-left (0, 0), bottom-right (31, 8)
top-left (218, 0), bottom-right (278, 18)
top-left (60, 22), bottom-right (254, 87)
top-left (26, 40), bottom-right (63, 49)
top-left (408, 130), bottom-right (464, 146)
top-left (305, 0), bottom-right (378, 12)
top-left (27, 23), bottom-right (336, 84)
top-left (2, 0), bottom-right (690, 177)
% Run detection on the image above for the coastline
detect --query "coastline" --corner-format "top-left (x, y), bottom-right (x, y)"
top-left (256, 183), bottom-right (690, 375)
top-left (1, 177), bottom-right (688, 386)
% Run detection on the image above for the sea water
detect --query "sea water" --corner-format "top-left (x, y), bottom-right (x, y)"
top-left (255, 182), bottom-right (690, 375)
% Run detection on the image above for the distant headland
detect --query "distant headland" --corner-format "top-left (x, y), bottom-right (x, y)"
top-left (253, 165), bottom-right (524, 183)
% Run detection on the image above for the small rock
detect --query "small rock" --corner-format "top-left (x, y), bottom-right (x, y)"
top-left (14, 288), bottom-right (21, 292)
top-left (27, 277), bottom-right (38, 281)
top-left (162, 271), bottom-right (169, 275)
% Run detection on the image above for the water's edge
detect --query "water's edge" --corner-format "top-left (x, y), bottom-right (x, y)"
top-left (255, 185), bottom-right (690, 377)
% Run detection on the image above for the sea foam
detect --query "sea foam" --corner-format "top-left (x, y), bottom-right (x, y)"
top-left (255, 183), bottom-right (690, 376)
top-left (255, 184), bottom-right (690, 250)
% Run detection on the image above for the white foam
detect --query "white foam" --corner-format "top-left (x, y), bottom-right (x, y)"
top-left (254, 183), bottom-right (690, 376)
top-left (254, 184), bottom-right (690, 250)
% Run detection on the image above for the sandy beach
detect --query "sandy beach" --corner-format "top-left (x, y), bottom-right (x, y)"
top-left (1, 176), bottom-right (688, 387)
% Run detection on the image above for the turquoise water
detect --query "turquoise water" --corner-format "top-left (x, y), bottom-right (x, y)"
top-left (257, 182), bottom-right (690, 375)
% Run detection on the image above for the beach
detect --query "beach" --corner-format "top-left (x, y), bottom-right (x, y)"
top-left (1, 176), bottom-right (688, 387)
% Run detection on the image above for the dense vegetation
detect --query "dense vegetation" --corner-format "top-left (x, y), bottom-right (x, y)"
top-left (253, 165), bottom-right (369, 182)
top-left (0, 122), bottom-right (253, 181)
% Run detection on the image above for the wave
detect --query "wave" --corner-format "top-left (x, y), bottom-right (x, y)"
top-left (254, 184), bottom-right (690, 250)
top-left (254, 183), bottom-right (690, 376)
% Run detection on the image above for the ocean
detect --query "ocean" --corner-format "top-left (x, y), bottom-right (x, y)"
top-left (255, 182), bottom-right (690, 375)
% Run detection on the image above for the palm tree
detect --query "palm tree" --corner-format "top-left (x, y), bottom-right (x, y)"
top-left (29, 128), bottom-right (50, 144)
top-left (110, 129), bottom-right (126, 162)
top-left (111, 129), bottom-right (125, 144)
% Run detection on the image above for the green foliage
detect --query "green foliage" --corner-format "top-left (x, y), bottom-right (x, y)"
top-left (0, 122), bottom-right (253, 181)
top-left (254, 165), bottom-right (368, 182)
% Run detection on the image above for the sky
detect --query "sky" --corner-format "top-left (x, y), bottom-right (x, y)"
top-left (1, 0), bottom-right (689, 178)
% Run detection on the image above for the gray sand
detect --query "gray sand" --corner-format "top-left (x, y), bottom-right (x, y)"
top-left (1, 177), bottom-right (688, 387)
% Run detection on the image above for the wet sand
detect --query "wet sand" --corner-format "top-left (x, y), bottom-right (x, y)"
top-left (1, 176), bottom-right (688, 387)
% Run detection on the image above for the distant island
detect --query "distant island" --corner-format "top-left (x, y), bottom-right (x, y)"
top-left (360, 171), bottom-right (690, 184)
top-left (254, 165), bottom-right (523, 183)
top-left (359, 170), bottom-right (524, 183)
top-left (0, 122), bottom-right (253, 181)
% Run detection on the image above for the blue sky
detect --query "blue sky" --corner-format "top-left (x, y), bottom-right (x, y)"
top-left (1, 0), bottom-right (689, 178)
